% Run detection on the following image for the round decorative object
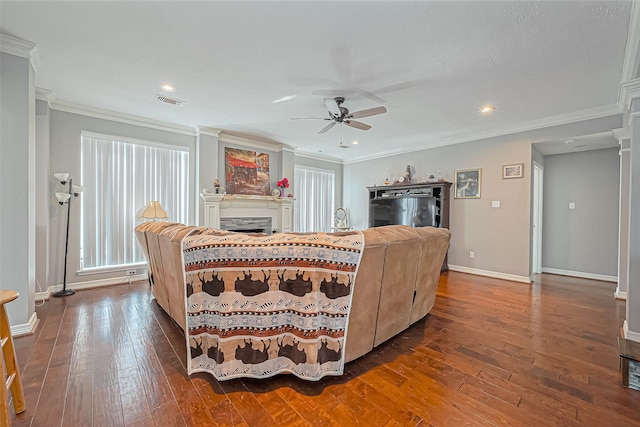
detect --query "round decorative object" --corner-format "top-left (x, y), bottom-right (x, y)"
top-left (271, 189), bottom-right (281, 197)
top-left (335, 208), bottom-right (347, 221)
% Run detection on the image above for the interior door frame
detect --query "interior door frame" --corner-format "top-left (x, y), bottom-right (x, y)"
top-left (532, 161), bottom-right (544, 275)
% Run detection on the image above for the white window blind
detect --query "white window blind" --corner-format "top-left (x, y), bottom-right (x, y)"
top-left (80, 132), bottom-right (189, 270)
top-left (294, 166), bottom-right (335, 232)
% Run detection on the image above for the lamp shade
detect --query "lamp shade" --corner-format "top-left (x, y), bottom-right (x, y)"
top-left (72, 184), bottom-right (85, 196)
top-left (136, 201), bottom-right (168, 220)
top-left (55, 192), bottom-right (71, 204)
top-left (54, 172), bottom-right (70, 183)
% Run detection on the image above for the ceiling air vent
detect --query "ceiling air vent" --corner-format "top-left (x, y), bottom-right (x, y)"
top-left (155, 94), bottom-right (185, 106)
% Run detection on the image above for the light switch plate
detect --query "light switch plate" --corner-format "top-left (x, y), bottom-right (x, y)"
top-left (569, 202), bottom-right (575, 210)
top-left (492, 201), bottom-right (500, 208)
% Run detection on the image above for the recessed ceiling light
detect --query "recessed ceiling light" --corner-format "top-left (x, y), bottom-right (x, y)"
top-left (160, 83), bottom-right (175, 92)
top-left (352, 140), bottom-right (359, 145)
top-left (480, 105), bottom-right (496, 114)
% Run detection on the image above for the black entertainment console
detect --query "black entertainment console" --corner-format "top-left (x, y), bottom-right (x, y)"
top-left (367, 181), bottom-right (452, 270)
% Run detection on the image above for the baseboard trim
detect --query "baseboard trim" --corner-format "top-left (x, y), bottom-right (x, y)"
top-left (541, 268), bottom-right (617, 283)
top-left (10, 312), bottom-right (39, 337)
top-left (35, 273), bottom-right (148, 300)
top-left (447, 265), bottom-right (531, 284)
top-left (623, 321), bottom-right (640, 343)
top-left (615, 290), bottom-right (628, 300)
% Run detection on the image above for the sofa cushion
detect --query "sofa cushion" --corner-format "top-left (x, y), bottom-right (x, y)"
top-left (365, 225), bottom-right (423, 346)
top-left (344, 229), bottom-right (388, 362)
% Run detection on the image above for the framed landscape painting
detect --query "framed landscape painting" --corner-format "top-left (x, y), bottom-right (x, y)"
top-left (454, 168), bottom-right (481, 199)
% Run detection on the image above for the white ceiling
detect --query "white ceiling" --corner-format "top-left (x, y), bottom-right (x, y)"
top-left (0, 1), bottom-right (634, 161)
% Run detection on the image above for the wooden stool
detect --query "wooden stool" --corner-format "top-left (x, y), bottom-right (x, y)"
top-left (0, 290), bottom-right (25, 425)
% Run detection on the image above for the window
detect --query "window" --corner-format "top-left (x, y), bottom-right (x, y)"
top-left (80, 132), bottom-right (189, 270)
top-left (294, 166), bottom-right (335, 232)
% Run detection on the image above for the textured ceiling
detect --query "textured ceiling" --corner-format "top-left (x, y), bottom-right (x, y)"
top-left (0, 1), bottom-right (633, 161)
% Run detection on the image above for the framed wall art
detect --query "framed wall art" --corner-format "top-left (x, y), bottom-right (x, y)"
top-left (224, 148), bottom-right (271, 195)
top-left (502, 163), bottom-right (524, 179)
top-left (454, 168), bottom-right (481, 199)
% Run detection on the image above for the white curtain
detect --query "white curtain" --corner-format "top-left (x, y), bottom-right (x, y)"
top-left (294, 166), bottom-right (335, 232)
top-left (80, 132), bottom-right (189, 269)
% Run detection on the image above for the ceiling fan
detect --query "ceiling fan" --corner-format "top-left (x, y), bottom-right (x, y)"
top-left (292, 97), bottom-right (387, 134)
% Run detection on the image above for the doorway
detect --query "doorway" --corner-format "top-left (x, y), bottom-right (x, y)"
top-left (532, 162), bottom-right (544, 275)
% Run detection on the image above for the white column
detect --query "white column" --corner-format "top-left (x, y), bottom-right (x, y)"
top-left (196, 127), bottom-right (222, 226)
top-left (0, 35), bottom-right (38, 333)
top-left (615, 128), bottom-right (631, 300)
top-left (625, 98), bottom-right (640, 342)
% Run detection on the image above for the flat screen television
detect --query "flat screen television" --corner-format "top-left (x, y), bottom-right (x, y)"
top-left (369, 195), bottom-right (437, 228)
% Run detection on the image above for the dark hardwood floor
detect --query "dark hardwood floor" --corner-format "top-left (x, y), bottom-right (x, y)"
top-left (8, 272), bottom-right (640, 426)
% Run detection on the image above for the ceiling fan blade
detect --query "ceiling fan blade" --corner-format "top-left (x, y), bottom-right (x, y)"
top-left (345, 120), bottom-right (371, 131)
top-left (291, 117), bottom-right (331, 120)
top-left (324, 98), bottom-right (342, 117)
top-left (318, 122), bottom-right (337, 134)
top-left (349, 106), bottom-right (387, 119)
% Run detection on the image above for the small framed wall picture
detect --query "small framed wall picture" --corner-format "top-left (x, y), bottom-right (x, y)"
top-left (502, 163), bottom-right (524, 179)
top-left (454, 168), bottom-right (481, 199)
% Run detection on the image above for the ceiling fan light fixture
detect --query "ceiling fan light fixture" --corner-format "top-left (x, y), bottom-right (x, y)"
top-left (480, 105), bottom-right (496, 114)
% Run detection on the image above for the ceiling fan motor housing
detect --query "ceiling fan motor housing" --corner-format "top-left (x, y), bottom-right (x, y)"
top-left (337, 106), bottom-right (349, 121)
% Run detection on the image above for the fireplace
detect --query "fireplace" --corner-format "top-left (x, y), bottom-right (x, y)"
top-left (200, 193), bottom-right (294, 233)
top-left (219, 216), bottom-right (272, 233)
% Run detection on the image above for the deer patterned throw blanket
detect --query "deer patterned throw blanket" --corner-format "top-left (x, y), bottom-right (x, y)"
top-left (182, 230), bottom-right (365, 381)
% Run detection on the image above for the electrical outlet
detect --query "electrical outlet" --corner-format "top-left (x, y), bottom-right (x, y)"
top-left (469, 251), bottom-right (475, 259)
top-left (127, 270), bottom-right (136, 276)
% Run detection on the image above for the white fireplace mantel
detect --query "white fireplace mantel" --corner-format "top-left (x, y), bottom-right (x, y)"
top-left (200, 192), bottom-right (294, 233)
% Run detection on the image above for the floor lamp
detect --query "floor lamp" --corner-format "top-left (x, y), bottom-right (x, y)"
top-left (53, 173), bottom-right (83, 297)
top-left (136, 201), bottom-right (168, 287)
top-left (136, 201), bottom-right (169, 222)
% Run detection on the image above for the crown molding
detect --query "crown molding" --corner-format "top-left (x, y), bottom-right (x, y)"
top-left (0, 33), bottom-right (35, 59)
top-left (345, 103), bottom-right (623, 164)
top-left (0, 33), bottom-right (40, 72)
top-left (620, 78), bottom-right (640, 109)
top-left (282, 146), bottom-right (297, 154)
top-left (35, 87), bottom-right (54, 103)
top-left (613, 127), bottom-right (631, 141)
top-left (197, 126), bottom-right (222, 137)
top-left (219, 133), bottom-right (295, 153)
top-left (294, 150), bottom-right (343, 165)
top-left (49, 99), bottom-right (198, 136)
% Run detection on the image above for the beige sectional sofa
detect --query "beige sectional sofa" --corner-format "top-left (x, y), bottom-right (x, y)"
top-left (135, 222), bottom-right (450, 363)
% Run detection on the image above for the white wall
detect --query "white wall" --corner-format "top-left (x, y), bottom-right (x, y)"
top-left (542, 148), bottom-right (620, 278)
top-left (344, 137), bottom-right (532, 280)
top-left (48, 110), bottom-right (197, 287)
top-left (197, 129), bottom-right (220, 224)
top-left (343, 115), bottom-right (622, 281)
